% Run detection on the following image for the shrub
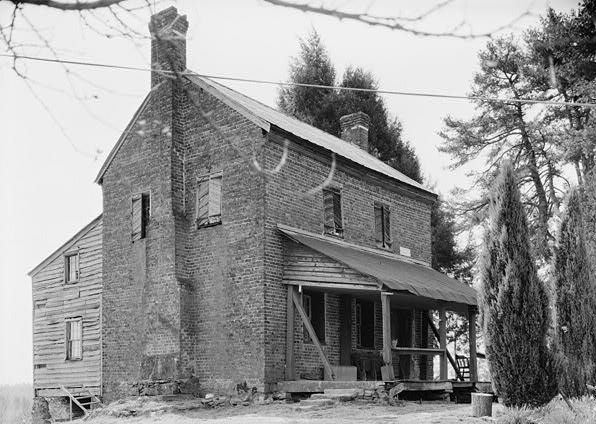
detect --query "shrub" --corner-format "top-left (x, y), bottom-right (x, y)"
top-left (479, 162), bottom-right (556, 407)
top-left (553, 187), bottom-right (596, 397)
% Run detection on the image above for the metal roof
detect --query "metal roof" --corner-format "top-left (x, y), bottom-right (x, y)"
top-left (278, 224), bottom-right (477, 306)
top-left (185, 73), bottom-right (434, 195)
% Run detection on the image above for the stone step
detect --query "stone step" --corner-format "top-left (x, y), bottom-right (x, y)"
top-left (310, 389), bottom-right (361, 402)
top-left (299, 398), bottom-right (337, 407)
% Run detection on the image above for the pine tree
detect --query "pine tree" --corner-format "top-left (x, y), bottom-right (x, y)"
top-left (277, 30), bottom-right (338, 135)
top-left (479, 161), bottom-right (556, 407)
top-left (554, 187), bottom-right (596, 397)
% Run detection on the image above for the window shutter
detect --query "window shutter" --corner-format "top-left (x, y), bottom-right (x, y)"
top-left (323, 190), bottom-right (334, 232)
top-left (65, 321), bottom-right (72, 358)
top-left (383, 205), bottom-right (392, 247)
top-left (209, 176), bottom-right (222, 220)
top-left (333, 191), bottom-right (342, 232)
top-left (196, 180), bottom-right (209, 226)
top-left (374, 204), bottom-right (383, 244)
top-left (131, 195), bottom-right (142, 241)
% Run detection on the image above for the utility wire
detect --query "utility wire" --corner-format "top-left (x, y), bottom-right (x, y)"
top-left (2, 53), bottom-right (596, 109)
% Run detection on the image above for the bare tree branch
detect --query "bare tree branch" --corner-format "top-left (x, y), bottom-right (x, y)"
top-left (261, 0), bottom-right (536, 39)
top-left (4, 0), bottom-right (126, 11)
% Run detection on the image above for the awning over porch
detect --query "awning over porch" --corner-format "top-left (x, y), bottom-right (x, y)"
top-left (278, 224), bottom-right (477, 306)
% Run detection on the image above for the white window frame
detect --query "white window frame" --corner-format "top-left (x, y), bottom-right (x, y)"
top-left (65, 317), bottom-right (83, 361)
top-left (64, 251), bottom-right (80, 284)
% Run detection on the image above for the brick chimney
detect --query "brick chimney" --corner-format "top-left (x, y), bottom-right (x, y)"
top-left (149, 7), bottom-right (189, 87)
top-left (339, 112), bottom-right (370, 152)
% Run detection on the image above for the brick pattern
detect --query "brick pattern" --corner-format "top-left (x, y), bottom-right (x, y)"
top-left (262, 131), bottom-right (433, 384)
top-left (102, 80), bottom-right (181, 401)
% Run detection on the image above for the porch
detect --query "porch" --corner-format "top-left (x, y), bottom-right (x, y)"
top-left (278, 225), bottom-right (481, 393)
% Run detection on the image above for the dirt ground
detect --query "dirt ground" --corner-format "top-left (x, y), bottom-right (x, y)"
top-left (89, 400), bottom-right (506, 424)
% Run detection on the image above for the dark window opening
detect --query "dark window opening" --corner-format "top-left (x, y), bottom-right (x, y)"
top-left (356, 300), bottom-right (375, 348)
top-left (374, 202), bottom-right (392, 249)
top-left (323, 188), bottom-right (343, 237)
top-left (132, 193), bottom-right (150, 241)
top-left (303, 290), bottom-right (325, 344)
top-left (64, 253), bottom-right (79, 284)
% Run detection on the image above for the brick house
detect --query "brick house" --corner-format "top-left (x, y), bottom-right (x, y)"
top-left (29, 6), bottom-right (478, 412)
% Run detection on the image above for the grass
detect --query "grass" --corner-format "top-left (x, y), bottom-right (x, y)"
top-left (0, 384), bottom-right (32, 424)
top-left (497, 397), bottom-right (596, 424)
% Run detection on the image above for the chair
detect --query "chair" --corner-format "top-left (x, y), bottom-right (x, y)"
top-left (455, 354), bottom-right (470, 380)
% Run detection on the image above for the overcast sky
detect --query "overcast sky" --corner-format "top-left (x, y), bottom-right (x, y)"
top-left (0, 0), bottom-right (577, 384)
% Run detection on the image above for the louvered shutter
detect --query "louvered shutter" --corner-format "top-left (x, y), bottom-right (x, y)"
top-left (333, 191), bottom-right (343, 233)
top-left (209, 176), bottom-right (222, 222)
top-left (196, 179), bottom-right (209, 226)
top-left (131, 195), bottom-right (142, 241)
top-left (323, 190), bottom-right (334, 233)
top-left (374, 204), bottom-right (383, 244)
top-left (383, 205), bottom-right (392, 247)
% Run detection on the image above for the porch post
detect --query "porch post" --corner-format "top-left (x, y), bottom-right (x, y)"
top-left (381, 292), bottom-right (395, 380)
top-left (285, 285), bottom-right (296, 380)
top-left (468, 306), bottom-right (478, 382)
top-left (439, 308), bottom-right (447, 380)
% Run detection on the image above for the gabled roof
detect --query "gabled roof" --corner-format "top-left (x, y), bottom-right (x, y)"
top-left (95, 72), bottom-right (435, 196)
top-left (28, 214), bottom-right (103, 277)
top-left (95, 90), bottom-right (155, 184)
top-left (278, 224), bottom-right (478, 307)
top-left (186, 74), bottom-right (434, 195)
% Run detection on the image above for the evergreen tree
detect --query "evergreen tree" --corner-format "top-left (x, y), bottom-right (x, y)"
top-left (277, 30), bottom-right (338, 135)
top-left (554, 187), bottom-right (596, 397)
top-left (278, 31), bottom-right (421, 182)
top-left (479, 162), bottom-right (556, 407)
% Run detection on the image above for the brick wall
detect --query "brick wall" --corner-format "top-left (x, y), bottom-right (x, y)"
top-left (102, 81), bottom-right (181, 400)
top-left (262, 130), bottom-right (434, 384)
top-left (176, 82), bottom-right (267, 392)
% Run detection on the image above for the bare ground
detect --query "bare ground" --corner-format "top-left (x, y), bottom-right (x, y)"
top-left (89, 399), bottom-right (506, 424)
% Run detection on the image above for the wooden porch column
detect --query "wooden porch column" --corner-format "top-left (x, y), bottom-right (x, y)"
top-left (439, 308), bottom-right (447, 380)
top-left (468, 306), bottom-right (478, 382)
top-left (285, 285), bottom-right (296, 380)
top-left (381, 292), bottom-right (395, 380)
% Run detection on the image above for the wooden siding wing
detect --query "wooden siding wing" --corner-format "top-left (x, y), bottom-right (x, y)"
top-left (32, 218), bottom-right (102, 393)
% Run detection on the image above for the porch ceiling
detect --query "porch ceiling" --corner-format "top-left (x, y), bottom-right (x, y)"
top-left (278, 225), bottom-right (478, 307)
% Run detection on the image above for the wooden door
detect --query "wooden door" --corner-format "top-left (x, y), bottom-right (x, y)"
top-left (393, 309), bottom-right (412, 379)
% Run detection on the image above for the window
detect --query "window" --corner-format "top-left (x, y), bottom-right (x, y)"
top-left (132, 193), bottom-right (150, 241)
top-left (196, 172), bottom-right (222, 228)
top-left (323, 188), bottom-right (343, 237)
top-left (64, 253), bottom-right (79, 284)
top-left (374, 202), bottom-right (392, 249)
top-left (66, 318), bottom-right (82, 360)
top-left (303, 290), bottom-right (325, 344)
top-left (355, 300), bottom-right (375, 348)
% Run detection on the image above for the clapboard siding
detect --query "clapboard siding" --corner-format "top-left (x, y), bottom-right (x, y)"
top-left (283, 239), bottom-right (378, 287)
top-left (31, 217), bottom-right (102, 394)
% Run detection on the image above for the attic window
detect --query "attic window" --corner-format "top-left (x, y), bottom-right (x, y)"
top-left (66, 317), bottom-right (82, 360)
top-left (196, 172), bottom-right (222, 228)
top-left (132, 193), bottom-right (150, 241)
top-left (323, 188), bottom-right (343, 237)
top-left (374, 202), bottom-right (392, 249)
top-left (64, 252), bottom-right (79, 284)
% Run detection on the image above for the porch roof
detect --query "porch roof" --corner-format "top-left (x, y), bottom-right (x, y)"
top-left (278, 225), bottom-right (477, 307)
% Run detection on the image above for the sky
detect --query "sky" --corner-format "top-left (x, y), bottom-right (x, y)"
top-left (0, 0), bottom-right (578, 385)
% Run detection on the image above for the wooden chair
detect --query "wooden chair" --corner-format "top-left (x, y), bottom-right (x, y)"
top-left (455, 355), bottom-right (471, 381)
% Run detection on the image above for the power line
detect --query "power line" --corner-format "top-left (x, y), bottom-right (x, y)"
top-left (2, 52), bottom-right (596, 109)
